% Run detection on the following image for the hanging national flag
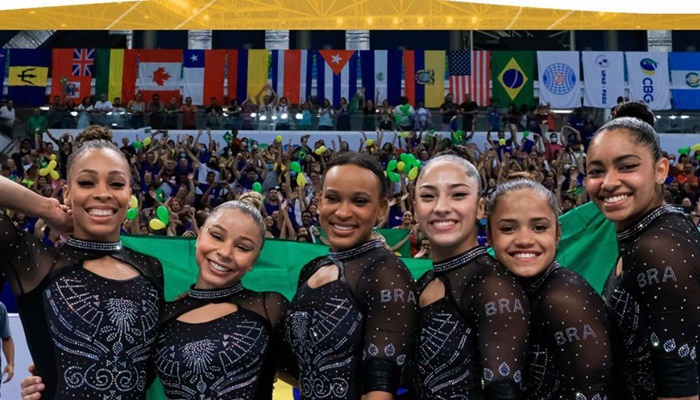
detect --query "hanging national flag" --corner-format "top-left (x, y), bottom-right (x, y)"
top-left (50, 48), bottom-right (94, 102)
top-left (227, 49), bottom-right (270, 103)
top-left (669, 52), bottom-right (700, 110)
top-left (625, 52), bottom-right (671, 111)
top-left (182, 50), bottom-right (225, 106)
top-left (316, 50), bottom-right (358, 106)
top-left (7, 49), bottom-right (51, 107)
top-left (270, 50), bottom-right (313, 105)
top-left (448, 50), bottom-right (491, 107)
top-left (95, 49), bottom-right (138, 104)
top-left (0, 50), bottom-right (6, 101)
top-left (537, 51), bottom-right (581, 109)
top-left (582, 51), bottom-right (625, 109)
top-left (403, 50), bottom-right (446, 108)
top-left (360, 50), bottom-right (402, 106)
top-left (137, 49), bottom-right (182, 103)
top-left (491, 51), bottom-right (535, 108)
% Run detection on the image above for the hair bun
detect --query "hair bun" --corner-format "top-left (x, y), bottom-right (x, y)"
top-left (237, 191), bottom-right (264, 212)
top-left (505, 171), bottom-right (537, 182)
top-left (613, 101), bottom-right (655, 127)
top-left (75, 125), bottom-right (114, 146)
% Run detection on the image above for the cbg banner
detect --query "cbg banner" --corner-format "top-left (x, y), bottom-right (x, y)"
top-left (625, 52), bottom-right (671, 110)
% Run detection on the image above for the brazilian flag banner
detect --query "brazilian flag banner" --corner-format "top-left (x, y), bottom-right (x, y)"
top-left (130, 202), bottom-right (616, 399)
top-left (491, 51), bottom-right (536, 109)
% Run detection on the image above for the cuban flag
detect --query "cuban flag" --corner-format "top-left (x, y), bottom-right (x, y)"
top-left (270, 50), bottom-right (313, 105)
top-left (316, 50), bottom-right (358, 107)
top-left (360, 50), bottom-right (402, 106)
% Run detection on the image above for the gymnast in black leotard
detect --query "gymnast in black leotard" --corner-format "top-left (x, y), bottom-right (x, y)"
top-left (155, 200), bottom-right (289, 400)
top-left (3, 126), bottom-right (163, 400)
top-left (284, 153), bottom-right (418, 400)
top-left (586, 104), bottom-right (700, 399)
top-left (411, 154), bottom-right (530, 399)
top-left (486, 177), bottom-right (614, 399)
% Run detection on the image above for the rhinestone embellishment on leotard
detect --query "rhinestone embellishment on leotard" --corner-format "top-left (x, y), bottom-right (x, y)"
top-left (617, 205), bottom-right (683, 241)
top-left (432, 246), bottom-right (489, 274)
top-left (188, 283), bottom-right (245, 300)
top-left (329, 239), bottom-right (383, 261)
top-left (66, 237), bottom-right (123, 252)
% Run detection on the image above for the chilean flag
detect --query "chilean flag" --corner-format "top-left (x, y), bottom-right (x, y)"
top-left (270, 50), bottom-right (313, 105)
top-left (137, 49), bottom-right (182, 102)
top-left (316, 50), bottom-right (358, 107)
top-left (182, 50), bottom-right (225, 105)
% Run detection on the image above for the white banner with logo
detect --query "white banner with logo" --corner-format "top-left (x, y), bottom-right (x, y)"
top-left (582, 52), bottom-right (625, 108)
top-left (625, 52), bottom-right (672, 110)
top-left (536, 51), bottom-right (581, 108)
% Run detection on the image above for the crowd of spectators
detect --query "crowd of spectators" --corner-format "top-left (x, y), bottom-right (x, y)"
top-left (1, 93), bottom-right (699, 259)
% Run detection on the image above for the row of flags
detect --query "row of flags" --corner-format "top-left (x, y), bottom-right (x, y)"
top-left (1, 49), bottom-right (700, 111)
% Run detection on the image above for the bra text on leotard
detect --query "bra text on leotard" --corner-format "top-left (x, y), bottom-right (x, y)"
top-left (554, 324), bottom-right (598, 346)
top-left (484, 298), bottom-right (526, 317)
top-left (380, 289), bottom-right (418, 304)
top-left (637, 266), bottom-right (678, 289)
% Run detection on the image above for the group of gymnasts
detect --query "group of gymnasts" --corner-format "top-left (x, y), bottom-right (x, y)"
top-left (1, 101), bottom-right (698, 400)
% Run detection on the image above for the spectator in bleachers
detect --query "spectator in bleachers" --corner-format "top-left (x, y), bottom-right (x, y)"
top-left (164, 96), bottom-right (180, 129)
top-left (336, 97), bottom-right (351, 131)
top-left (205, 97), bottom-right (223, 129)
top-left (317, 98), bottom-right (335, 131)
top-left (225, 99), bottom-right (242, 130)
top-left (395, 96), bottom-right (415, 132)
top-left (93, 93), bottom-right (113, 126)
top-left (378, 99), bottom-right (394, 131)
top-left (75, 96), bottom-right (93, 129)
top-left (179, 96), bottom-right (197, 130)
top-left (486, 98), bottom-right (501, 135)
top-left (275, 97), bottom-right (292, 131)
top-left (147, 94), bottom-right (165, 129)
top-left (439, 93), bottom-right (457, 131)
top-left (26, 108), bottom-right (48, 136)
top-left (46, 96), bottom-right (65, 129)
top-left (62, 98), bottom-right (77, 129)
top-left (297, 100), bottom-right (313, 131)
top-left (359, 88), bottom-right (377, 131)
top-left (127, 92), bottom-right (145, 129)
top-left (459, 94), bottom-right (478, 135)
top-left (414, 100), bottom-right (433, 131)
top-left (0, 100), bottom-right (19, 139)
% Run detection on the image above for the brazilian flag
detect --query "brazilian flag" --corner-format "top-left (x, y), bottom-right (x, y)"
top-left (491, 51), bottom-right (536, 108)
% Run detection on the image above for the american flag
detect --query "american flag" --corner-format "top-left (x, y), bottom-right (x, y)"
top-left (72, 48), bottom-right (94, 77)
top-left (448, 50), bottom-right (491, 107)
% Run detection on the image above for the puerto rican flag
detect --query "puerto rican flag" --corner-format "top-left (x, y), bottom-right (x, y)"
top-left (316, 50), bottom-right (358, 106)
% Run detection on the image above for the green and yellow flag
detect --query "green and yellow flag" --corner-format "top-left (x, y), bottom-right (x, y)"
top-left (491, 51), bottom-right (536, 108)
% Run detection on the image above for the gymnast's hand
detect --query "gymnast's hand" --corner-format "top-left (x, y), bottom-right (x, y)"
top-left (43, 197), bottom-right (73, 236)
top-left (20, 364), bottom-right (43, 400)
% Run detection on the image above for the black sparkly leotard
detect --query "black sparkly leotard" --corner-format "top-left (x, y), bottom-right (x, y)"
top-left (155, 283), bottom-right (289, 400)
top-left (413, 246), bottom-right (530, 400)
top-left (603, 205), bottom-right (700, 399)
top-left (0, 211), bottom-right (163, 400)
top-left (521, 262), bottom-right (613, 400)
top-left (284, 239), bottom-right (418, 400)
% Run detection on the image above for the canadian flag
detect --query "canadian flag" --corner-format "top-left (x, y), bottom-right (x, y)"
top-left (137, 50), bottom-right (182, 102)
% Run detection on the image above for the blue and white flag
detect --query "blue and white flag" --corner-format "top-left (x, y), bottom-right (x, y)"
top-left (360, 50), bottom-right (402, 106)
top-left (316, 50), bottom-right (358, 107)
top-left (669, 52), bottom-right (700, 110)
top-left (537, 51), bottom-right (581, 108)
top-left (582, 51), bottom-right (625, 108)
top-left (625, 52), bottom-right (671, 111)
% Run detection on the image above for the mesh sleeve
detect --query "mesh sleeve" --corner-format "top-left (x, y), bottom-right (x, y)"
top-left (469, 267), bottom-right (530, 398)
top-left (537, 273), bottom-right (613, 397)
top-left (358, 253), bottom-right (418, 394)
top-left (629, 229), bottom-right (700, 397)
top-left (0, 211), bottom-right (61, 295)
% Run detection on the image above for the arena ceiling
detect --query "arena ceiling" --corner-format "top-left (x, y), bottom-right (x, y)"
top-left (0, 0), bottom-right (698, 30)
